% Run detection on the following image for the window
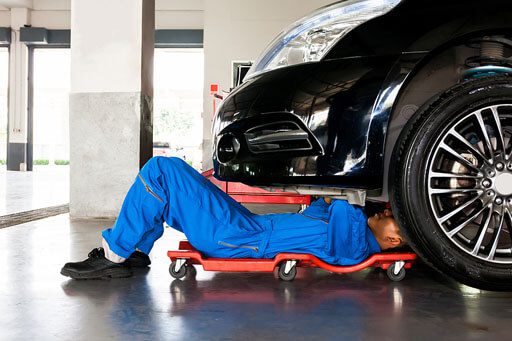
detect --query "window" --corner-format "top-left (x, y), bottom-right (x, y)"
top-left (153, 48), bottom-right (204, 169)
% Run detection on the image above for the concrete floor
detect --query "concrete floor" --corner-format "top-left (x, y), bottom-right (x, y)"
top-left (0, 166), bottom-right (69, 215)
top-left (2, 212), bottom-right (512, 340)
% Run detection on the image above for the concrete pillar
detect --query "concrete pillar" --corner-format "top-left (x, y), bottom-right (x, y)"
top-left (6, 7), bottom-right (30, 171)
top-left (70, 0), bottom-right (154, 219)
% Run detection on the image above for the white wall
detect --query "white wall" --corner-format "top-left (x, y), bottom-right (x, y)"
top-left (31, 0), bottom-right (70, 28)
top-left (155, 0), bottom-right (203, 29)
top-left (0, 10), bottom-right (9, 26)
top-left (0, 0), bottom-right (71, 28)
top-left (201, 0), bottom-right (335, 168)
top-left (70, 0), bottom-right (145, 93)
top-left (0, 0), bottom-right (204, 29)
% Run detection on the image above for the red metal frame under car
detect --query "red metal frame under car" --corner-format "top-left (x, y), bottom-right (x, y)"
top-left (202, 169), bottom-right (311, 205)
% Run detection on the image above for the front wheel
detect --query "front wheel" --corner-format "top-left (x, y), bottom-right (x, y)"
top-left (169, 260), bottom-right (188, 279)
top-left (386, 263), bottom-right (406, 282)
top-left (391, 76), bottom-right (512, 290)
top-left (278, 262), bottom-right (297, 281)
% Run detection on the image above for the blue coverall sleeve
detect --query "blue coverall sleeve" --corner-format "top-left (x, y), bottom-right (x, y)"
top-left (326, 200), bottom-right (375, 265)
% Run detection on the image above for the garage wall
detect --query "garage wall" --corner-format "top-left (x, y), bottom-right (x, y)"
top-left (201, 0), bottom-right (334, 169)
top-left (155, 0), bottom-right (203, 29)
top-left (0, 8), bottom-right (9, 26)
top-left (31, 0), bottom-right (70, 28)
top-left (0, 0), bottom-right (204, 29)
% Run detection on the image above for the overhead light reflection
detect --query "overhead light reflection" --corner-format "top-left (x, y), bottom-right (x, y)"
top-left (392, 287), bottom-right (403, 314)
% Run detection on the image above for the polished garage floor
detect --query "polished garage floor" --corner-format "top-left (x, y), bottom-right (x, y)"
top-left (0, 166), bottom-right (69, 215)
top-left (2, 213), bottom-right (512, 340)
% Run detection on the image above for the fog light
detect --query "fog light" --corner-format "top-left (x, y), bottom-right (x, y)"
top-left (217, 134), bottom-right (240, 164)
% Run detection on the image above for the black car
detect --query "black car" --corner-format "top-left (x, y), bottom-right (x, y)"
top-left (212, 0), bottom-right (512, 290)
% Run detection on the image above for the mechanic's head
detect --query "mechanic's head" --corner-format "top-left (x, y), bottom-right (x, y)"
top-left (367, 209), bottom-right (406, 250)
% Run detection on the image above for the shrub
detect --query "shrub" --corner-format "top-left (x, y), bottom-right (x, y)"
top-left (54, 160), bottom-right (70, 165)
top-left (33, 159), bottom-right (49, 165)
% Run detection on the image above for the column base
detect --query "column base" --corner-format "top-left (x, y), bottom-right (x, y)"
top-left (7, 142), bottom-right (30, 171)
top-left (69, 92), bottom-right (152, 219)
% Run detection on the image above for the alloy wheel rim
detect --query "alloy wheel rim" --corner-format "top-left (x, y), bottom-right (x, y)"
top-left (427, 104), bottom-right (512, 264)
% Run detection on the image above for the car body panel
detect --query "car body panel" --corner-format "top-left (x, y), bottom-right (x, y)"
top-left (212, 0), bottom-right (512, 191)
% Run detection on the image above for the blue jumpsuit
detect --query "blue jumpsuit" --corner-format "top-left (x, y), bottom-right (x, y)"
top-left (102, 157), bottom-right (381, 265)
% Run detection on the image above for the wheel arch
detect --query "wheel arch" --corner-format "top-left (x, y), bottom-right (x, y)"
top-left (370, 20), bottom-right (512, 201)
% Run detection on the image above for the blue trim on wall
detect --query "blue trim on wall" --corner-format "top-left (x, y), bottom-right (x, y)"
top-left (155, 29), bottom-right (203, 48)
top-left (20, 28), bottom-right (70, 46)
top-left (0, 27), bottom-right (10, 44)
top-left (19, 28), bottom-right (203, 48)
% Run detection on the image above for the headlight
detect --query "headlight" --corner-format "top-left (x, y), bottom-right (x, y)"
top-left (245, 0), bottom-right (402, 80)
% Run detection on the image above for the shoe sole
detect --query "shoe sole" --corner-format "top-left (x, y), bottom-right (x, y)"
top-left (124, 260), bottom-right (151, 268)
top-left (60, 267), bottom-right (133, 280)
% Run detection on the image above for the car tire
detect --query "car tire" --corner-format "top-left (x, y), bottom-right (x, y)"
top-left (391, 75), bottom-right (512, 291)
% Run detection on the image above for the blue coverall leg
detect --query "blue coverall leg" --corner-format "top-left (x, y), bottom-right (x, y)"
top-left (102, 156), bottom-right (272, 260)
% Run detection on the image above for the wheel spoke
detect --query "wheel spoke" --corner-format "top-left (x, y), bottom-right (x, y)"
top-left (474, 110), bottom-right (495, 159)
top-left (506, 209), bottom-right (512, 241)
top-left (490, 106), bottom-right (507, 156)
top-left (429, 171), bottom-right (483, 180)
top-left (486, 208), bottom-right (506, 261)
top-left (447, 203), bottom-right (490, 237)
top-left (439, 142), bottom-right (481, 174)
top-left (449, 129), bottom-right (492, 166)
top-left (438, 193), bottom-right (484, 224)
top-left (471, 206), bottom-right (493, 255)
top-left (430, 188), bottom-right (481, 195)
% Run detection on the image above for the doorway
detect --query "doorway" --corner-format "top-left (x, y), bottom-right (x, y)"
top-left (0, 47), bottom-right (8, 169)
top-left (153, 48), bottom-right (204, 169)
top-left (32, 48), bottom-right (70, 168)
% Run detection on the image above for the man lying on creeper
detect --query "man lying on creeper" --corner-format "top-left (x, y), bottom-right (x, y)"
top-left (61, 157), bottom-right (406, 279)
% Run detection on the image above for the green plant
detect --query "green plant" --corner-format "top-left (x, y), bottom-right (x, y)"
top-left (0, 159), bottom-right (5, 165)
top-left (154, 108), bottom-right (194, 141)
top-left (54, 159), bottom-right (70, 165)
top-left (33, 159), bottom-right (49, 165)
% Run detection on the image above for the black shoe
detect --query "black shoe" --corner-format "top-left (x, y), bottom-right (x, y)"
top-left (124, 251), bottom-right (151, 268)
top-left (60, 247), bottom-right (133, 280)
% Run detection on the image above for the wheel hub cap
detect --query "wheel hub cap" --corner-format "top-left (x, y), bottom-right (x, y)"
top-left (495, 173), bottom-right (512, 195)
